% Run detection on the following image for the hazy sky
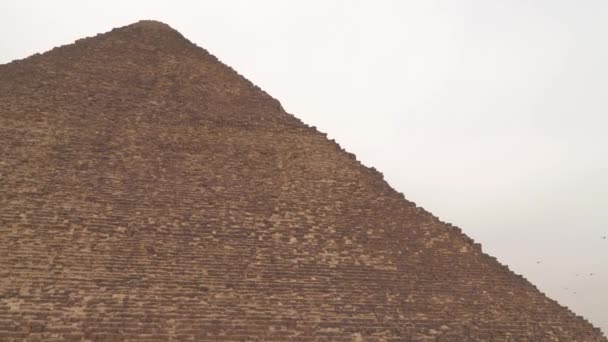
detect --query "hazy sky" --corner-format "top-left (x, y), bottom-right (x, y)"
top-left (2, 0), bottom-right (607, 334)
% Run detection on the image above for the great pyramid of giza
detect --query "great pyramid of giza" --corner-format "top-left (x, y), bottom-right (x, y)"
top-left (0, 20), bottom-right (605, 341)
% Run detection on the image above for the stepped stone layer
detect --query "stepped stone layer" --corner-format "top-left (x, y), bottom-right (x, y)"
top-left (0, 20), bottom-right (605, 341)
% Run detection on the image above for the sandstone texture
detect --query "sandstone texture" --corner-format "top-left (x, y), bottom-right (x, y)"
top-left (0, 20), bottom-right (605, 341)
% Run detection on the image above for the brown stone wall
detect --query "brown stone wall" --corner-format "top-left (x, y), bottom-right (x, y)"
top-left (0, 21), bottom-right (605, 341)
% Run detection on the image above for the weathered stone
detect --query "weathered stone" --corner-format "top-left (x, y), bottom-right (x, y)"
top-left (0, 20), bottom-right (605, 341)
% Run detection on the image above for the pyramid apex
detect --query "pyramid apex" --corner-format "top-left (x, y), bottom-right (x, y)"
top-left (129, 20), bottom-right (174, 30)
top-left (121, 20), bottom-right (182, 37)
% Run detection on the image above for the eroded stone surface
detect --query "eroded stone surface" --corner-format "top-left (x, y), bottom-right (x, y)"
top-left (0, 21), bottom-right (606, 341)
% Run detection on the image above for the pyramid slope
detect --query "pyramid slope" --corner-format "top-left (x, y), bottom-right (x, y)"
top-left (0, 21), bottom-right (605, 341)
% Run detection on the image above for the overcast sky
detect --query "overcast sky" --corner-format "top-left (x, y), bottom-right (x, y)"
top-left (1, 0), bottom-right (607, 334)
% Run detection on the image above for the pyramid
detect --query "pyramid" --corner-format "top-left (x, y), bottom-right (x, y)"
top-left (0, 20), bottom-right (605, 341)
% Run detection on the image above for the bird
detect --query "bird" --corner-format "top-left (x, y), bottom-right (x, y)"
top-left (536, 261), bottom-right (542, 264)
top-left (590, 273), bottom-right (595, 276)
top-left (601, 236), bottom-right (607, 240)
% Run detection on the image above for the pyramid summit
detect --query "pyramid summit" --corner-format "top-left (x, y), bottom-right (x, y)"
top-left (0, 21), bottom-right (605, 341)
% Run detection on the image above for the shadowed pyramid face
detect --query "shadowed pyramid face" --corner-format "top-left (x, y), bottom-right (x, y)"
top-left (0, 20), bottom-right (606, 341)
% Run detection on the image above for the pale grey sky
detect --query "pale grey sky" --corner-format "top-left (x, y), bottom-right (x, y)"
top-left (1, 0), bottom-right (607, 333)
